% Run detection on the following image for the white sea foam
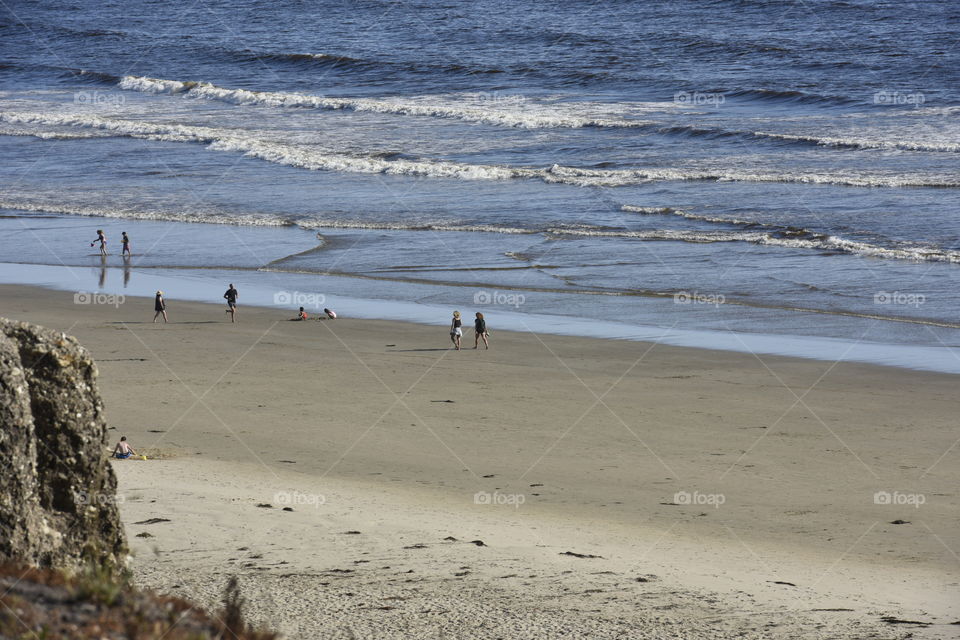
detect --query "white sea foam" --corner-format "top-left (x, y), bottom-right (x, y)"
top-left (117, 76), bottom-right (960, 151)
top-left (760, 131), bottom-right (960, 153)
top-left (2, 111), bottom-right (956, 189)
top-left (0, 199), bottom-right (293, 227)
top-left (117, 75), bottom-right (660, 129)
top-left (621, 205), bottom-right (756, 225)
top-left (547, 165), bottom-right (960, 189)
top-left (553, 227), bottom-right (960, 263)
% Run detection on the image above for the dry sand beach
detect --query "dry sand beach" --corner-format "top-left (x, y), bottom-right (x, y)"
top-left (1, 283), bottom-right (958, 638)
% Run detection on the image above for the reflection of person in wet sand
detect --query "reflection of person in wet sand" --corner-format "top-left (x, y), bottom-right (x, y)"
top-left (90, 229), bottom-right (107, 256)
top-left (112, 436), bottom-right (137, 459)
top-left (153, 290), bottom-right (168, 323)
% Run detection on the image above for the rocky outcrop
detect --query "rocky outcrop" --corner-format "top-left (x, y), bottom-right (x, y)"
top-left (0, 319), bottom-right (126, 572)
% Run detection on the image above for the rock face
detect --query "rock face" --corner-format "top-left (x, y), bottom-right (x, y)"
top-left (0, 319), bottom-right (126, 572)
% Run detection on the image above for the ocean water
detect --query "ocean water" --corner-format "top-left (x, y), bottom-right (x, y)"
top-left (2, 0), bottom-right (959, 364)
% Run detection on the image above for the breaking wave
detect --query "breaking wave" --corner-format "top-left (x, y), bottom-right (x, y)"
top-left (115, 75), bottom-right (960, 152)
top-left (117, 75), bottom-right (662, 129)
top-left (3, 111), bottom-right (956, 189)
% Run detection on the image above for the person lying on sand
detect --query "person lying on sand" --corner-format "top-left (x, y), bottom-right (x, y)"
top-left (112, 436), bottom-right (137, 459)
top-left (290, 306), bottom-right (308, 321)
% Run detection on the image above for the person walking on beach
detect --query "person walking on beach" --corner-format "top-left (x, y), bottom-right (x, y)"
top-left (224, 284), bottom-right (238, 322)
top-left (450, 310), bottom-right (463, 350)
top-left (112, 436), bottom-right (138, 459)
top-left (474, 312), bottom-right (489, 349)
top-left (90, 229), bottom-right (107, 256)
top-left (121, 231), bottom-right (131, 257)
top-left (153, 290), bottom-right (168, 323)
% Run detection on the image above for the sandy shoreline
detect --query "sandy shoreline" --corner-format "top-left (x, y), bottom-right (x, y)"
top-left (2, 283), bottom-right (958, 638)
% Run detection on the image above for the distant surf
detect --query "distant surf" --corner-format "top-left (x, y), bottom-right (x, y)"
top-left (3, 111), bottom-right (956, 189)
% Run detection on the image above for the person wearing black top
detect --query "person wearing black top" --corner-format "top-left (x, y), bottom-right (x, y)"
top-left (153, 290), bottom-right (167, 323)
top-left (474, 312), bottom-right (489, 350)
top-left (450, 310), bottom-right (462, 350)
top-left (223, 284), bottom-right (238, 323)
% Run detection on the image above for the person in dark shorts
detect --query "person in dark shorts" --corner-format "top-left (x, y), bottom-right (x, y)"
top-left (153, 290), bottom-right (168, 323)
top-left (121, 231), bottom-right (131, 257)
top-left (474, 312), bottom-right (489, 349)
top-left (223, 284), bottom-right (238, 322)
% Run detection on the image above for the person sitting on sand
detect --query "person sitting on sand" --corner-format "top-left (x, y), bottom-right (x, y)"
top-left (291, 306), bottom-right (308, 321)
top-left (323, 308), bottom-right (336, 320)
top-left (112, 436), bottom-right (137, 459)
top-left (450, 310), bottom-right (462, 350)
